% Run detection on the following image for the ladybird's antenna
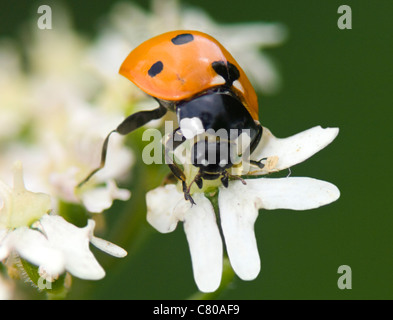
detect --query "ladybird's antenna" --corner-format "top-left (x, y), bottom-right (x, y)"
top-left (77, 104), bottom-right (168, 188)
top-left (77, 129), bottom-right (117, 188)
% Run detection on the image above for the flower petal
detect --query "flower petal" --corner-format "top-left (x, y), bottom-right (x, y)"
top-left (3, 227), bottom-right (65, 275)
top-left (81, 180), bottom-right (131, 213)
top-left (146, 184), bottom-right (190, 233)
top-left (219, 177), bottom-right (339, 280)
top-left (250, 126), bottom-right (339, 174)
top-left (231, 177), bottom-right (340, 210)
top-left (90, 235), bottom-right (127, 258)
top-left (39, 215), bottom-right (105, 280)
top-left (183, 193), bottom-right (222, 292)
top-left (218, 187), bottom-right (260, 281)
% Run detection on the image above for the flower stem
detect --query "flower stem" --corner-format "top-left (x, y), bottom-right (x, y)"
top-left (19, 257), bottom-right (69, 299)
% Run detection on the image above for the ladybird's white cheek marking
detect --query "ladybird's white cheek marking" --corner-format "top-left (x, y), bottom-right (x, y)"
top-left (200, 159), bottom-right (209, 167)
top-left (219, 159), bottom-right (228, 167)
top-left (180, 117), bottom-right (205, 139)
top-left (209, 74), bottom-right (226, 87)
top-left (232, 80), bottom-right (244, 93)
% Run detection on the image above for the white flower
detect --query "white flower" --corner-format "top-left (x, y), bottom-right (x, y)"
top-left (34, 214), bottom-right (127, 280)
top-left (81, 180), bottom-right (131, 213)
top-left (38, 102), bottom-right (133, 213)
top-left (0, 43), bottom-right (31, 141)
top-left (0, 10), bottom-right (135, 213)
top-left (0, 162), bottom-right (127, 281)
top-left (146, 126), bottom-right (340, 292)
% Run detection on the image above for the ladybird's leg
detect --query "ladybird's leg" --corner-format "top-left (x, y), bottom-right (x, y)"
top-left (193, 173), bottom-right (203, 189)
top-left (164, 127), bottom-right (185, 175)
top-left (249, 123), bottom-right (263, 155)
top-left (166, 162), bottom-right (186, 186)
top-left (186, 170), bottom-right (202, 195)
top-left (166, 158), bottom-right (191, 201)
top-left (168, 167), bottom-right (196, 205)
top-left (247, 123), bottom-right (267, 168)
top-left (164, 128), bottom-right (185, 162)
top-left (180, 171), bottom-right (202, 206)
top-left (250, 158), bottom-right (267, 169)
top-left (182, 179), bottom-right (196, 206)
top-left (221, 171), bottom-right (229, 188)
top-left (164, 129), bottom-right (186, 179)
top-left (78, 104), bottom-right (167, 187)
top-left (227, 172), bottom-right (247, 185)
top-left (165, 128), bottom-right (197, 205)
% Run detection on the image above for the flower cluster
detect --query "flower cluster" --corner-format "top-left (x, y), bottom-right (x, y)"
top-left (0, 20), bottom-right (134, 215)
top-left (0, 2), bottom-right (148, 298)
top-left (0, 163), bottom-right (126, 284)
top-left (147, 126), bottom-right (340, 292)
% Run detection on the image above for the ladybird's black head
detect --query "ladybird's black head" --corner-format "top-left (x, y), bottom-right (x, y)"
top-left (176, 88), bottom-right (262, 177)
top-left (191, 138), bottom-right (233, 177)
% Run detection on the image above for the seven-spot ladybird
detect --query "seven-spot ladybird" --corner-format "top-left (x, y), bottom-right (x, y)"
top-left (79, 30), bottom-right (265, 204)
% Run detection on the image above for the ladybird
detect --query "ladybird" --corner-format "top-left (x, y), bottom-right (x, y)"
top-left (79, 30), bottom-right (265, 204)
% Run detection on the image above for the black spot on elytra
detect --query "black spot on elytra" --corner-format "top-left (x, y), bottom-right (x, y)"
top-left (211, 60), bottom-right (240, 86)
top-left (148, 61), bottom-right (163, 77)
top-left (171, 33), bottom-right (194, 45)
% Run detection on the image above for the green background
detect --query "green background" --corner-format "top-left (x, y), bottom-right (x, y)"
top-left (1, 0), bottom-right (392, 299)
